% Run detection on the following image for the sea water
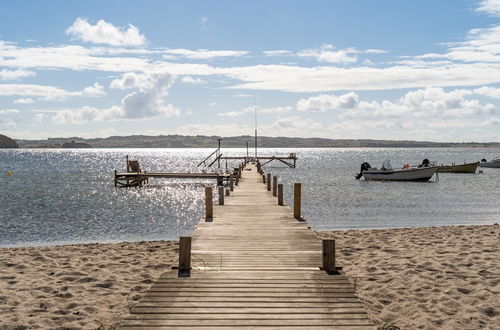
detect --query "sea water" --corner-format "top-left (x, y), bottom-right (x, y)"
top-left (1, 148), bottom-right (499, 247)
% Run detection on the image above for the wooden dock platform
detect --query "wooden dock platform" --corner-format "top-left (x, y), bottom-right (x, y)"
top-left (119, 163), bottom-right (374, 329)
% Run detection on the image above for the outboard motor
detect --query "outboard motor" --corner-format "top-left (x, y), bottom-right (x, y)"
top-left (419, 158), bottom-right (430, 167)
top-left (355, 162), bottom-right (371, 180)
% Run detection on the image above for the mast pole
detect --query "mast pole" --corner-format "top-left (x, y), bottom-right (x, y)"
top-left (254, 95), bottom-right (257, 159)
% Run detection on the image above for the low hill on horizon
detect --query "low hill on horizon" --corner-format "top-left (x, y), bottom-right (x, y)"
top-left (0, 134), bottom-right (19, 148)
top-left (15, 134), bottom-right (500, 148)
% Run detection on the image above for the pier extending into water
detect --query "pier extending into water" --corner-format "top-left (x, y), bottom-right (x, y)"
top-left (119, 161), bottom-right (373, 329)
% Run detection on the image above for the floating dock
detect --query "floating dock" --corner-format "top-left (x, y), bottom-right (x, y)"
top-left (114, 156), bottom-right (232, 187)
top-left (119, 162), bottom-right (373, 329)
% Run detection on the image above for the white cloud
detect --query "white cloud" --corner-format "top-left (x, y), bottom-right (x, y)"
top-left (0, 83), bottom-right (107, 100)
top-left (364, 49), bottom-right (387, 54)
top-left (52, 72), bottom-right (179, 123)
top-left (181, 76), bottom-right (205, 84)
top-left (0, 69), bottom-right (35, 80)
top-left (162, 48), bottom-right (248, 60)
top-left (0, 42), bottom-right (150, 72)
top-left (0, 109), bottom-right (20, 115)
top-left (82, 83), bottom-right (106, 96)
top-left (200, 17), bottom-right (209, 30)
top-left (297, 92), bottom-right (359, 112)
top-left (476, 0), bottom-right (500, 17)
top-left (338, 87), bottom-right (497, 124)
top-left (0, 118), bottom-right (16, 128)
top-left (13, 98), bottom-right (34, 104)
top-left (297, 44), bottom-right (359, 64)
top-left (262, 116), bottom-right (325, 137)
top-left (263, 50), bottom-right (293, 56)
top-left (218, 106), bottom-right (292, 117)
top-left (32, 113), bottom-right (45, 126)
top-left (473, 86), bottom-right (500, 98)
top-left (66, 18), bottom-right (147, 46)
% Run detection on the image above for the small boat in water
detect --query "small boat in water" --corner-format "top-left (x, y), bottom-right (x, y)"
top-left (356, 159), bottom-right (438, 181)
top-left (437, 161), bottom-right (479, 173)
top-left (479, 158), bottom-right (500, 168)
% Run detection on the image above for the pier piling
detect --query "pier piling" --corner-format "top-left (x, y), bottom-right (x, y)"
top-left (205, 186), bottom-right (213, 220)
top-left (294, 183), bottom-right (301, 219)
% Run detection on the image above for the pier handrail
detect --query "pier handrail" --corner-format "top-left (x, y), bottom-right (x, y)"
top-left (197, 147), bottom-right (220, 167)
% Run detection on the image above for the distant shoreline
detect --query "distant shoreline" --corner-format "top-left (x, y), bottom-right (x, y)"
top-left (13, 134), bottom-right (500, 149)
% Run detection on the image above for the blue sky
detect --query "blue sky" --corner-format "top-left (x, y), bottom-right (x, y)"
top-left (1, 0), bottom-right (500, 142)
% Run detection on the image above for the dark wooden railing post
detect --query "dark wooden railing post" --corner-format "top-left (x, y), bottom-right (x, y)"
top-left (262, 174), bottom-right (266, 183)
top-left (229, 175), bottom-right (234, 191)
top-left (294, 183), bottom-right (301, 218)
top-left (322, 239), bottom-right (336, 273)
top-left (278, 184), bottom-right (283, 206)
top-left (218, 186), bottom-right (224, 205)
top-left (205, 186), bottom-right (213, 219)
top-left (272, 176), bottom-right (278, 196)
top-left (267, 173), bottom-right (271, 191)
top-left (178, 236), bottom-right (191, 277)
top-left (225, 188), bottom-right (230, 196)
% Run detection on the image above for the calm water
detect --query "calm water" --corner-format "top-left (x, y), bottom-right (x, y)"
top-left (1, 148), bottom-right (499, 247)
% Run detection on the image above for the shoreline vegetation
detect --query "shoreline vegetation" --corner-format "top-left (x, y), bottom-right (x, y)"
top-left (1, 224), bottom-right (498, 329)
top-left (12, 134), bottom-right (500, 148)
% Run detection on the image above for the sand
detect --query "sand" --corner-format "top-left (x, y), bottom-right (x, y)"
top-left (318, 224), bottom-right (499, 329)
top-left (1, 225), bottom-right (498, 329)
top-left (0, 240), bottom-right (178, 329)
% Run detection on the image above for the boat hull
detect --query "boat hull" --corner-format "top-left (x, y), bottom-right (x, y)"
top-left (437, 162), bottom-right (479, 173)
top-left (363, 166), bottom-right (438, 181)
top-left (479, 161), bottom-right (500, 168)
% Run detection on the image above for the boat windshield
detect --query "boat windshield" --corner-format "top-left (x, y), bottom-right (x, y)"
top-left (381, 159), bottom-right (392, 170)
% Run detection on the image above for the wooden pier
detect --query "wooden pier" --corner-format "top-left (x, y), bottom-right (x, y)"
top-left (114, 156), bottom-right (231, 187)
top-left (119, 162), bottom-right (373, 329)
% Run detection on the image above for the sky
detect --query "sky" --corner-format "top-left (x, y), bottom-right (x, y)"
top-left (1, 0), bottom-right (500, 142)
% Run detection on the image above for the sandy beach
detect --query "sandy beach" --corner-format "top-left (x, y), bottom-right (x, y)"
top-left (319, 224), bottom-right (499, 329)
top-left (1, 224), bottom-right (498, 329)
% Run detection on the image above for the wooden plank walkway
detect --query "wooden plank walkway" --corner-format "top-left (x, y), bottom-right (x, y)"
top-left (119, 163), bottom-right (374, 329)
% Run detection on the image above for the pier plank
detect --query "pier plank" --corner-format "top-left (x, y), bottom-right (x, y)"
top-left (119, 163), bottom-right (373, 329)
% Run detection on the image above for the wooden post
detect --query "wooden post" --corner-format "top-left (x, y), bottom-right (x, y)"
top-left (178, 236), bottom-right (191, 277)
top-left (267, 173), bottom-right (271, 191)
top-left (114, 170), bottom-right (117, 187)
top-left (278, 184), bottom-right (283, 206)
top-left (322, 239), bottom-right (336, 273)
top-left (229, 175), bottom-right (234, 191)
top-left (225, 188), bottom-right (230, 196)
top-left (205, 186), bottom-right (213, 219)
top-left (272, 176), bottom-right (278, 196)
top-left (262, 174), bottom-right (266, 183)
top-left (126, 155), bottom-right (129, 172)
top-left (218, 186), bottom-right (224, 205)
top-left (294, 183), bottom-right (301, 218)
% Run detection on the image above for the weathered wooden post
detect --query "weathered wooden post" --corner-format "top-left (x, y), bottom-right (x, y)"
top-left (272, 176), bottom-right (278, 196)
top-left (267, 173), bottom-right (271, 191)
top-left (294, 183), bottom-right (301, 218)
top-left (178, 236), bottom-right (191, 277)
top-left (205, 186), bottom-right (213, 220)
top-left (225, 188), bottom-right (230, 196)
top-left (229, 175), bottom-right (234, 191)
top-left (114, 170), bottom-right (117, 187)
top-left (278, 183), bottom-right (284, 206)
top-left (322, 239), bottom-right (336, 273)
top-left (235, 175), bottom-right (239, 186)
top-left (262, 174), bottom-right (266, 183)
top-left (218, 186), bottom-right (224, 205)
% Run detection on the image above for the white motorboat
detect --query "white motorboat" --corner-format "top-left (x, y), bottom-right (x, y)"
top-left (479, 158), bottom-right (500, 168)
top-left (356, 159), bottom-right (438, 181)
